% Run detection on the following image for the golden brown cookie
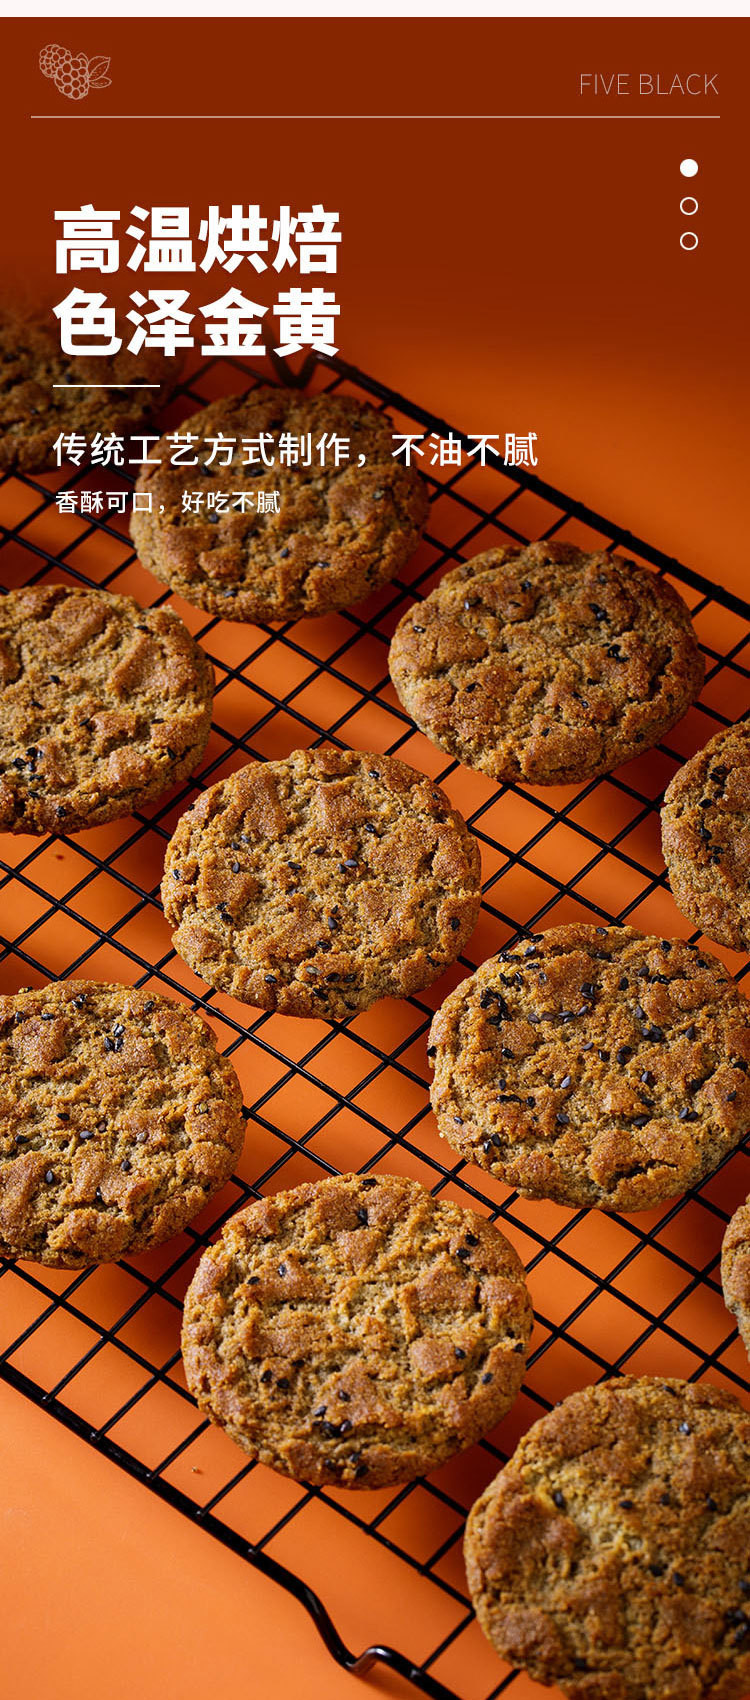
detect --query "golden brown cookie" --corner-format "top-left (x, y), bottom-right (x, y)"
top-left (0, 981), bottom-right (245, 1267)
top-left (465, 1376), bottom-right (750, 1700)
top-left (429, 924), bottom-right (750, 1212)
top-left (0, 584), bottom-right (214, 834)
top-left (161, 747), bottom-right (481, 1019)
top-left (722, 1196), bottom-right (750, 1363)
top-left (389, 542), bottom-right (703, 784)
top-left (0, 310), bottom-right (175, 474)
top-left (131, 385), bottom-right (429, 622)
top-left (181, 1171), bottom-right (532, 1488)
top-left (662, 720), bottom-right (750, 952)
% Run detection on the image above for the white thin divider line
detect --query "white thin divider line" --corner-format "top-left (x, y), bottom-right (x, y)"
top-left (52, 383), bottom-right (161, 389)
top-left (30, 112), bottom-right (722, 120)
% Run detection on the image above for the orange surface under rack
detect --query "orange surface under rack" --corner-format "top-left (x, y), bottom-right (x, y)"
top-left (1, 351), bottom-right (749, 1700)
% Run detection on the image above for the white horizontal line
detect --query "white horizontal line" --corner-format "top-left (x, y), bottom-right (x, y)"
top-left (30, 112), bottom-right (722, 120)
top-left (52, 383), bottom-right (161, 389)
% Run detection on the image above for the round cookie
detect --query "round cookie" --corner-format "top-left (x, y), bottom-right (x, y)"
top-left (0, 980), bottom-right (245, 1267)
top-left (0, 584), bottom-right (214, 834)
top-left (722, 1196), bottom-right (750, 1363)
top-left (464, 1375), bottom-right (750, 1700)
top-left (0, 310), bottom-right (175, 475)
top-left (181, 1171), bottom-right (532, 1488)
top-left (388, 542), bottom-right (703, 785)
top-left (130, 385), bottom-right (429, 622)
top-left (428, 923), bottom-right (750, 1213)
top-left (161, 747), bottom-right (481, 1020)
top-left (662, 720), bottom-right (750, 952)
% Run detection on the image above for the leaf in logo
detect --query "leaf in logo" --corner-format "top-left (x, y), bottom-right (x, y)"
top-left (87, 56), bottom-right (111, 78)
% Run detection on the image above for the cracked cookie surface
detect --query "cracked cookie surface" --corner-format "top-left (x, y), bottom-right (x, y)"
top-left (182, 1171), bottom-right (532, 1488)
top-left (428, 923), bottom-right (750, 1212)
top-left (0, 980), bottom-right (245, 1267)
top-left (465, 1375), bottom-right (750, 1700)
top-left (388, 542), bottom-right (703, 785)
top-left (131, 385), bottom-right (429, 622)
top-left (722, 1196), bottom-right (750, 1365)
top-left (662, 721), bottom-right (750, 952)
top-left (0, 311), bottom-right (175, 474)
top-left (161, 747), bottom-right (481, 1020)
top-left (0, 584), bottom-right (214, 834)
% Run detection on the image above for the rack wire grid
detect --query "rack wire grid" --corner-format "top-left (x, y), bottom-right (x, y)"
top-left (1, 348), bottom-right (749, 1700)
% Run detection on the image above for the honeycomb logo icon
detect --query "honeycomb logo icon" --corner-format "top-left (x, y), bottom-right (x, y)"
top-left (39, 44), bottom-right (112, 102)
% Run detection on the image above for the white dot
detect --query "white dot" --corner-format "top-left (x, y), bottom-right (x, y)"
top-left (680, 158), bottom-right (699, 178)
top-left (680, 231), bottom-right (699, 250)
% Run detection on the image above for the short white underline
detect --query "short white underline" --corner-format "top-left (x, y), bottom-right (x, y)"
top-left (30, 112), bottom-right (722, 120)
top-left (52, 383), bottom-right (161, 389)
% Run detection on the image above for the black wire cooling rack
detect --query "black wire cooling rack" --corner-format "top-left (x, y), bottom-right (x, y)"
top-left (1, 351), bottom-right (749, 1700)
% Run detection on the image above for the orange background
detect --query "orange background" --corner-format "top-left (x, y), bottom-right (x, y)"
top-left (1, 15), bottom-right (749, 1700)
